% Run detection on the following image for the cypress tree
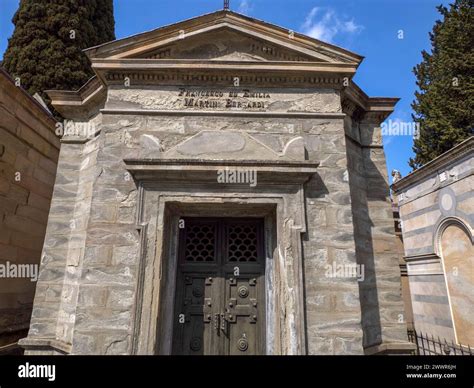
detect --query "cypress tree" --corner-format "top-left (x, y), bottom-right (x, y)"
top-left (2, 0), bottom-right (115, 114)
top-left (409, 0), bottom-right (473, 169)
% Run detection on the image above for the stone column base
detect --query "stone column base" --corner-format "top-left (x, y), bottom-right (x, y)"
top-left (18, 338), bottom-right (71, 355)
top-left (364, 342), bottom-right (417, 355)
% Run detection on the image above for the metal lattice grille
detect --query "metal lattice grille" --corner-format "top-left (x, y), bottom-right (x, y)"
top-left (184, 223), bottom-right (216, 262)
top-left (227, 224), bottom-right (258, 262)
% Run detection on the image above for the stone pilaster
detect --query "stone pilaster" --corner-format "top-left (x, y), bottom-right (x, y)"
top-left (346, 115), bottom-right (415, 354)
top-left (20, 125), bottom-right (101, 355)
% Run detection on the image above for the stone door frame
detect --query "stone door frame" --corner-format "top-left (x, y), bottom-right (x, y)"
top-left (125, 158), bottom-right (318, 355)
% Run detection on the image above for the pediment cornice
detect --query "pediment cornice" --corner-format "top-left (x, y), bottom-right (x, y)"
top-left (90, 58), bottom-right (357, 89)
top-left (84, 10), bottom-right (363, 66)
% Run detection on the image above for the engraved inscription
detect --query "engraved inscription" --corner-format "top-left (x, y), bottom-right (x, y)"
top-left (178, 88), bottom-right (271, 110)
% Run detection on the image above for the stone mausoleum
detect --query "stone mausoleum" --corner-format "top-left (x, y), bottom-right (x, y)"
top-left (20, 10), bottom-right (415, 355)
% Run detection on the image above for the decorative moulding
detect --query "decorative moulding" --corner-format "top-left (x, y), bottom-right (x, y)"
top-left (392, 137), bottom-right (473, 194)
top-left (124, 158), bottom-right (319, 184)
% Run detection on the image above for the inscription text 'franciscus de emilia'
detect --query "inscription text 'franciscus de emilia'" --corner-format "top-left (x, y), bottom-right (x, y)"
top-left (178, 88), bottom-right (271, 110)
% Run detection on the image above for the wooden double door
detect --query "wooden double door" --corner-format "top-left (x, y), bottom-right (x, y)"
top-left (172, 218), bottom-right (265, 355)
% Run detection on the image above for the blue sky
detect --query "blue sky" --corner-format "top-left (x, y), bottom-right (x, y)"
top-left (0, 0), bottom-right (449, 178)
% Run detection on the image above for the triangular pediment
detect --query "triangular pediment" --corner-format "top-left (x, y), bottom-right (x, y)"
top-left (135, 27), bottom-right (317, 62)
top-left (85, 10), bottom-right (363, 65)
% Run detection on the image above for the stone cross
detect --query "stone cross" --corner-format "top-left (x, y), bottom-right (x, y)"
top-left (224, 0), bottom-right (230, 10)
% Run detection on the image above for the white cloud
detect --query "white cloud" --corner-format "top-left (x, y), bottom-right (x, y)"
top-left (343, 20), bottom-right (360, 34)
top-left (238, 0), bottom-right (252, 14)
top-left (301, 7), bottom-right (363, 43)
top-left (302, 7), bottom-right (320, 31)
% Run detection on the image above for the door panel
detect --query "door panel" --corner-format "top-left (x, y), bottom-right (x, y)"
top-left (172, 272), bottom-right (219, 355)
top-left (172, 218), bottom-right (265, 355)
top-left (224, 275), bottom-right (263, 355)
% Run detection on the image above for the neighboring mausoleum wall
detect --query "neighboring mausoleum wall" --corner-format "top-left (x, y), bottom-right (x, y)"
top-left (393, 137), bottom-right (473, 346)
top-left (0, 68), bottom-right (59, 353)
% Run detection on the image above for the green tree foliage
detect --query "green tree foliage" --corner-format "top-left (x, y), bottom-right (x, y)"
top-left (2, 0), bottom-right (115, 115)
top-left (410, 0), bottom-right (473, 169)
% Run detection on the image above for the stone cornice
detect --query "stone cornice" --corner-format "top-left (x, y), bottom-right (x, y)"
top-left (103, 71), bottom-right (347, 89)
top-left (92, 58), bottom-right (357, 73)
top-left (404, 253), bottom-right (440, 263)
top-left (46, 76), bottom-right (103, 105)
top-left (101, 109), bottom-right (345, 119)
top-left (46, 76), bottom-right (106, 119)
top-left (0, 67), bottom-right (57, 129)
top-left (124, 158), bottom-right (319, 184)
top-left (342, 82), bottom-right (399, 124)
top-left (91, 59), bottom-right (357, 89)
top-left (0, 68), bottom-right (60, 155)
top-left (392, 136), bottom-right (474, 193)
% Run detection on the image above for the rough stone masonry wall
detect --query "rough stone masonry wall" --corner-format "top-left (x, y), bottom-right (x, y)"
top-left (345, 115), bottom-right (411, 353)
top-left (72, 113), bottom-right (140, 355)
top-left (71, 116), bottom-right (365, 354)
top-left (0, 70), bottom-right (59, 350)
top-left (302, 118), bottom-right (364, 355)
top-left (21, 115), bottom-right (101, 355)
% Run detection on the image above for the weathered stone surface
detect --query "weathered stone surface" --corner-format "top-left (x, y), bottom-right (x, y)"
top-left (21, 10), bottom-right (414, 356)
top-left (393, 137), bottom-right (473, 346)
top-left (107, 86), bottom-right (342, 114)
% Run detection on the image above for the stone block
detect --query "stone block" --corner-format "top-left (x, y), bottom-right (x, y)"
top-left (106, 288), bottom-right (134, 309)
top-left (75, 308), bottom-right (132, 331)
top-left (81, 266), bottom-right (136, 286)
top-left (308, 336), bottom-right (334, 355)
top-left (334, 335), bottom-right (364, 355)
top-left (78, 286), bottom-right (108, 307)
